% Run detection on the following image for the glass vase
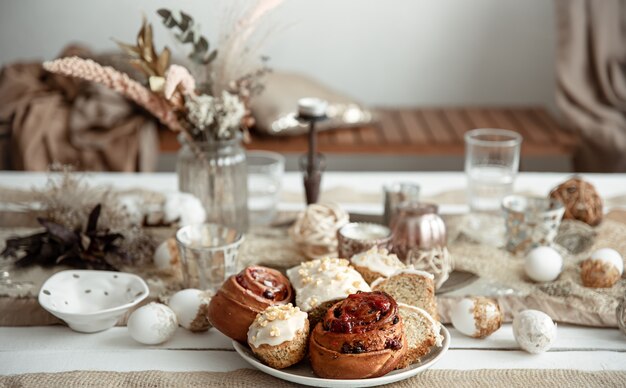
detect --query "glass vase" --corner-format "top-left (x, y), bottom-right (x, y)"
top-left (177, 134), bottom-right (249, 232)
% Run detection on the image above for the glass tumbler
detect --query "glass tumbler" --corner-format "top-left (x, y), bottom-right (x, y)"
top-left (246, 151), bottom-right (285, 226)
top-left (176, 223), bottom-right (244, 292)
top-left (464, 129), bottom-right (522, 213)
top-left (382, 182), bottom-right (421, 226)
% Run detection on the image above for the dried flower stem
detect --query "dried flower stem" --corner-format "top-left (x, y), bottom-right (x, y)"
top-left (43, 56), bottom-right (184, 133)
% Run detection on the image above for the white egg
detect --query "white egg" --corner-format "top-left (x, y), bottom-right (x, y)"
top-left (513, 310), bottom-right (557, 354)
top-left (168, 289), bottom-right (213, 332)
top-left (590, 248), bottom-right (623, 275)
top-left (163, 192), bottom-right (206, 226)
top-left (450, 297), bottom-right (503, 338)
top-left (127, 303), bottom-right (177, 345)
top-left (153, 239), bottom-right (178, 270)
top-left (525, 246), bottom-right (563, 282)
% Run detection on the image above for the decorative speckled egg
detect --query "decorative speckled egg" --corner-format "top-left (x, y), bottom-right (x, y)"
top-left (450, 297), bottom-right (503, 338)
top-left (580, 248), bottom-right (624, 288)
top-left (127, 303), bottom-right (177, 345)
top-left (513, 310), bottom-right (557, 354)
top-left (525, 246), bottom-right (563, 283)
top-left (168, 289), bottom-right (213, 332)
top-left (153, 238), bottom-right (179, 270)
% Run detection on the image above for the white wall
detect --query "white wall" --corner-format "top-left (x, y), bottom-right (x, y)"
top-left (0, 0), bottom-right (556, 111)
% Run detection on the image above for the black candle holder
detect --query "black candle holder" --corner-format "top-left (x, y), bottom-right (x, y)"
top-left (297, 112), bottom-right (327, 205)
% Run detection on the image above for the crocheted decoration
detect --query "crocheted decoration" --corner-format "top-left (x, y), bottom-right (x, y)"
top-left (289, 203), bottom-right (349, 260)
top-left (549, 177), bottom-right (603, 226)
top-left (407, 246), bottom-right (454, 290)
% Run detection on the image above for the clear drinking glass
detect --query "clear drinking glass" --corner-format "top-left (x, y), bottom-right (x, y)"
top-left (382, 182), bottom-right (421, 226)
top-left (175, 223), bottom-right (244, 292)
top-left (465, 129), bottom-right (522, 212)
top-left (246, 151), bottom-right (285, 226)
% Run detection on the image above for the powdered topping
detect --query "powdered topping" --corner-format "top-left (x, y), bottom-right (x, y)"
top-left (287, 258), bottom-right (370, 312)
top-left (247, 304), bottom-right (307, 347)
top-left (350, 247), bottom-right (405, 277)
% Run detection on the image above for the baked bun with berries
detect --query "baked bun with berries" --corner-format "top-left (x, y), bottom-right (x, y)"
top-left (308, 291), bottom-right (407, 379)
top-left (208, 266), bottom-right (293, 342)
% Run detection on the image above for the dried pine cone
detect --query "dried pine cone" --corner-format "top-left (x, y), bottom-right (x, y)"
top-left (549, 177), bottom-right (603, 226)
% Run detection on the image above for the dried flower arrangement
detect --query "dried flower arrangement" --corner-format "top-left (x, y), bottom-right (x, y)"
top-left (1, 167), bottom-right (155, 270)
top-left (42, 2), bottom-right (282, 147)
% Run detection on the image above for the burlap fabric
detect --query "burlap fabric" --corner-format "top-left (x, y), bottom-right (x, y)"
top-left (1, 369), bottom-right (625, 388)
top-left (1, 186), bottom-right (625, 327)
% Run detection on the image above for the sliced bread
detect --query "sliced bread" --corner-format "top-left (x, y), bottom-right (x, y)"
top-left (371, 269), bottom-right (438, 320)
top-left (396, 303), bottom-right (443, 369)
top-left (350, 247), bottom-right (405, 284)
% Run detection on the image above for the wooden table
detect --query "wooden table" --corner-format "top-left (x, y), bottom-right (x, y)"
top-left (0, 171), bottom-right (624, 377)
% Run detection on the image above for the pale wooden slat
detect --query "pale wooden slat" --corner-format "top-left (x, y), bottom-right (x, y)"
top-left (397, 109), bottom-right (429, 144)
top-left (376, 109), bottom-right (406, 144)
top-left (357, 123), bottom-right (383, 145)
top-left (464, 108), bottom-right (498, 129)
top-left (3, 325), bottom-right (623, 353)
top-left (508, 109), bottom-right (552, 143)
top-left (419, 109), bottom-right (456, 143)
top-left (487, 109), bottom-right (536, 143)
top-left (334, 127), bottom-right (358, 146)
top-left (440, 109), bottom-right (473, 140)
top-left (3, 348), bottom-right (625, 375)
top-left (531, 108), bottom-right (577, 146)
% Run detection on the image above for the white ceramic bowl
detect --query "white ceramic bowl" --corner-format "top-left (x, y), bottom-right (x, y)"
top-left (38, 270), bottom-right (149, 333)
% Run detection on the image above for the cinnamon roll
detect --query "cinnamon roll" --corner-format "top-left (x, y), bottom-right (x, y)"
top-left (207, 265), bottom-right (293, 342)
top-left (309, 291), bottom-right (407, 379)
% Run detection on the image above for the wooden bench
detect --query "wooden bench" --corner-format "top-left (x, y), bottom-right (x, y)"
top-left (159, 107), bottom-right (578, 172)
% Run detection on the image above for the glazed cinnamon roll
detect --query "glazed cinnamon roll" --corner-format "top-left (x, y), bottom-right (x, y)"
top-left (207, 266), bottom-right (293, 342)
top-left (309, 291), bottom-right (407, 379)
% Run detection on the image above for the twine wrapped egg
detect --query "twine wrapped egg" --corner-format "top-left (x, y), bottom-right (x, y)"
top-left (580, 248), bottom-right (624, 288)
top-left (549, 177), bottom-right (603, 226)
top-left (450, 297), bottom-right (503, 338)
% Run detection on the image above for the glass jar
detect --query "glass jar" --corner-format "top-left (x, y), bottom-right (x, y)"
top-left (177, 134), bottom-right (249, 232)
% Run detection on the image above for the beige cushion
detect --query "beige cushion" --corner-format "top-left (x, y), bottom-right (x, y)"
top-left (250, 72), bottom-right (373, 136)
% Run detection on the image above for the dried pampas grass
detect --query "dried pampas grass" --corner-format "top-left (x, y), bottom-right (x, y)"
top-left (213, 0), bottom-right (284, 93)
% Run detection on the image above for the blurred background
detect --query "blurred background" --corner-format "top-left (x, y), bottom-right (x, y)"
top-left (0, 0), bottom-right (623, 172)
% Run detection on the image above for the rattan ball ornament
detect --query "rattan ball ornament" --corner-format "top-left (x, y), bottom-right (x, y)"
top-left (549, 177), bottom-right (603, 226)
top-left (289, 203), bottom-right (349, 260)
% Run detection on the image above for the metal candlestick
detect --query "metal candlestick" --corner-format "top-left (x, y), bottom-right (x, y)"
top-left (297, 98), bottom-right (328, 205)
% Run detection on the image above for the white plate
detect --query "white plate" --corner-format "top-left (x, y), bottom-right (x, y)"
top-left (38, 270), bottom-right (149, 333)
top-left (233, 326), bottom-right (450, 388)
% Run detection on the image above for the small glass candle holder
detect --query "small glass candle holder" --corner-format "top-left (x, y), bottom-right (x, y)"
top-left (175, 223), bottom-right (244, 292)
top-left (501, 195), bottom-right (565, 255)
top-left (383, 182), bottom-right (421, 226)
top-left (337, 222), bottom-right (393, 259)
